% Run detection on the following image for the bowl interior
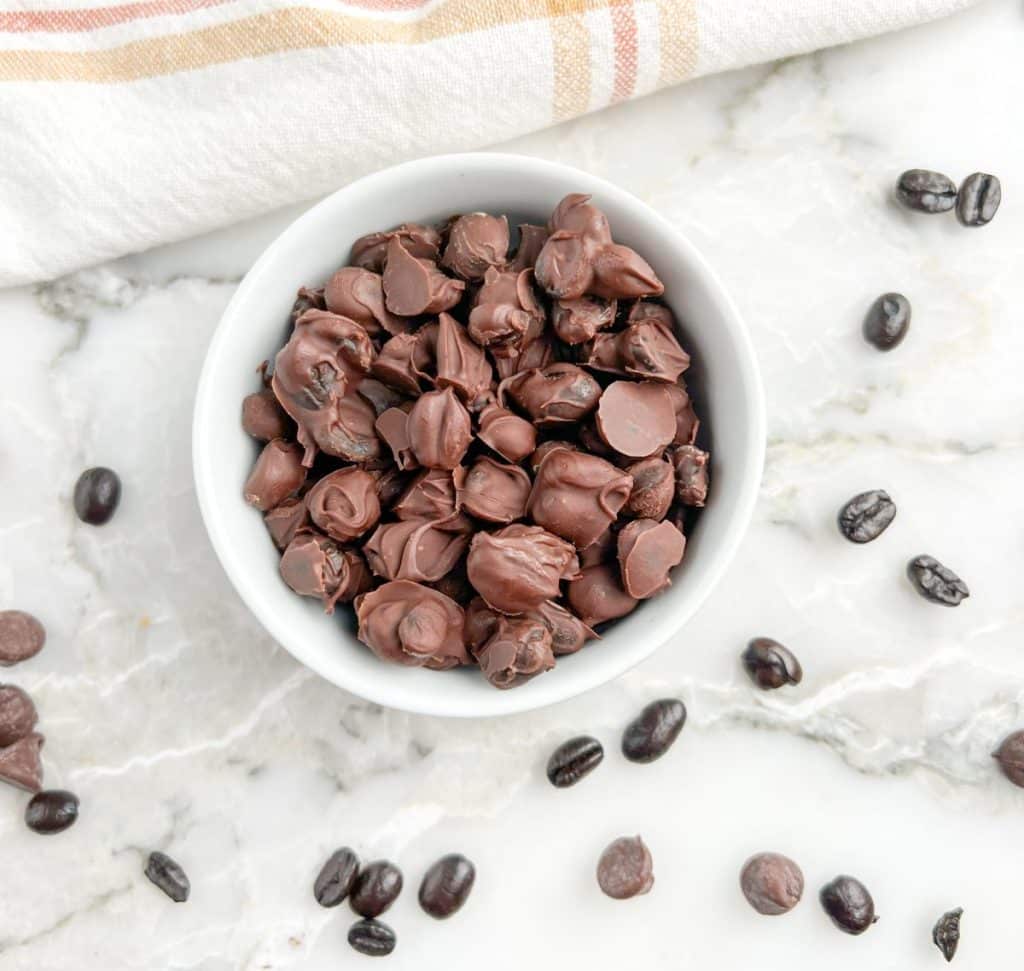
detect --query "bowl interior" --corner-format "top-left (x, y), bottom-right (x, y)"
top-left (193, 153), bottom-right (764, 718)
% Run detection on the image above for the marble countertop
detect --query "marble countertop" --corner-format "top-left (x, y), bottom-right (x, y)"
top-left (1, 1), bottom-right (1022, 967)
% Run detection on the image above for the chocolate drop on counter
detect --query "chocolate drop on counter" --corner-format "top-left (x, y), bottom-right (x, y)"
top-left (621, 698), bottom-right (686, 763)
top-left (739, 852), bottom-right (804, 915)
top-left (418, 853), bottom-right (476, 919)
top-left (596, 836), bottom-right (654, 900)
top-left (0, 610), bottom-right (46, 666)
top-left (546, 736), bottom-right (604, 788)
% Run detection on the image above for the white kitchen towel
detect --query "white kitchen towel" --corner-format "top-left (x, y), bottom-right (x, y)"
top-left (0, 0), bottom-right (980, 286)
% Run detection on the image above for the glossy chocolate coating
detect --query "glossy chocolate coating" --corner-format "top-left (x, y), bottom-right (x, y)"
top-left (243, 439), bottom-right (306, 511)
top-left (305, 467), bottom-right (381, 542)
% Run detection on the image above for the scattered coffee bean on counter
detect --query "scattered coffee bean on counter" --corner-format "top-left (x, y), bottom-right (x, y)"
top-left (418, 853), bottom-right (476, 919)
top-left (145, 851), bottom-right (191, 902)
top-left (741, 638), bottom-right (802, 690)
top-left (837, 489), bottom-right (897, 544)
top-left (0, 684), bottom-right (38, 747)
top-left (956, 172), bottom-right (1001, 227)
top-left (0, 732), bottom-right (44, 791)
top-left (597, 836), bottom-right (654, 900)
top-left (0, 610), bottom-right (46, 666)
top-left (907, 555), bottom-right (970, 606)
top-left (896, 169), bottom-right (958, 213)
top-left (348, 918), bottom-right (397, 957)
top-left (314, 847), bottom-right (360, 907)
top-left (933, 907), bottom-right (963, 962)
top-left (24, 789), bottom-right (79, 834)
top-left (546, 735), bottom-right (604, 788)
top-left (739, 853), bottom-right (804, 915)
top-left (819, 875), bottom-right (877, 935)
top-left (242, 193), bottom-right (711, 690)
top-left (73, 467), bottom-right (122, 526)
top-left (862, 293), bottom-right (910, 351)
top-left (621, 698), bottom-right (686, 763)
top-left (350, 860), bottom-right (403, 918)
top-left (992, 730), bottom-right (1024, 787)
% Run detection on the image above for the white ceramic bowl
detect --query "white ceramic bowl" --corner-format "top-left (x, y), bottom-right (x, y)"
top-left (193, 153), bottom-right (764, 718)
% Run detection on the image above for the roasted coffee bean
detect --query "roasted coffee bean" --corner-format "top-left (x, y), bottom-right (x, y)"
top-left (597, 836), bottom-right (654, 899)
top-left (933, 907), bottom-right (963, 962)
top-left (956, 172), bottom-right (1001, 227)
top-left (145, 851), bottom-right (191, 902)
top-left (313, 847), bottom-right (360, 907)
top-left (348, 919), bottom-right (396, 957)
top-left (0, 610), bottom-right (46, 666)
top-left (546, 735), bottom-right (604, 788)
top-left (419, 853), bottom-right (476, 919)
top-left (896, 169), bottom-right (957, 213)
top-left (992, 730), bottom-right (1024, 788)
top-left (24, 789), bottom-right (79, 834)
top-left (742, 638), bottom-right (802, 690)
top-left (621, 698), bottom-right (686, 763)
top-left (819, 875), bottom-right (877, 935)
top-left (350, 860), bottom-right (403, 918)
top-left (863, 294), bottom-right (910, 351)
top-left (740, 852), bottom-right (804, 915)
top-left (838, 489), bottom-right (897, 543)
top-left (73, 467), bottom-right (122, 525)
top-left (907, 555), bottom-right (969, 606)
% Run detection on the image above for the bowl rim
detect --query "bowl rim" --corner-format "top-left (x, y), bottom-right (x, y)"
top-left (193, 151), bottom-right (765, 718)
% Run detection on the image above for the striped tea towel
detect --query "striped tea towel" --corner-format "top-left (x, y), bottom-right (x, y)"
top-left (0, 0), bottom-right (980, 286)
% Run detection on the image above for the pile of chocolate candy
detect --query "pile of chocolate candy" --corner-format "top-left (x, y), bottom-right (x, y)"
top-left (242, 194), bottom-right (710, 689)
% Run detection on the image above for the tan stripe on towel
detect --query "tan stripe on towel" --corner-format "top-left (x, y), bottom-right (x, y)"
top-left (547, 0), bottom-right (592, 120)
top-left (656, 0), bottom-right (697, 87)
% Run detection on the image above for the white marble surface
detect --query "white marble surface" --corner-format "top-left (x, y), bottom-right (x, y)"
top-left (1, 1), bottom-right (1023, 967)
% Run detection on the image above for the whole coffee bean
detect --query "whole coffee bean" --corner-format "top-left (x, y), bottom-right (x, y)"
top-left (956, 172), bottom-right (1000, 227)
top-left (992, 730), bottom-right (1024, 787)
top-left (350, 860), bottom-right (403, 918)
top-left (145, 851), bottom-right (191, 902)
top-left (863, 294), bottom-right (910, 351)
top-left (933, 907), bottom-right (963, 962)
top-left (907, 555), bottom-right (969, 606)
top-left (597, 836), bottom-right (654, 899)
top-left (740, 852), bottom-right (804, 915)
top-left (0, 684), bottom-right (38, 747)
top-left (621, 698), bottom-right (686, 763)
top-left (838, 489), bottom-right (897, 543)
top-left (896, 169), bottom-right (957, 213)
top-left (419, 853), bottom-right (476, 919)
top-left (348, 919), bottom-right (396, 957)
top-left (742, 638), bottom-right (802, 690)
top-left (819, 875), bottom-right (877, 934)
top-left (546, 735), bottom-right (604, 788)
top-left (73, 467), bottom-right (122, 526)
top-left (313, 847), bottom-right (360, 907)
top-left (0, 610), bottom-right (46, 666)
top-left (25, 789), bottom-right (79, 834)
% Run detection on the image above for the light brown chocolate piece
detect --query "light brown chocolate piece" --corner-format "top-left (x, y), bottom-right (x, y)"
top-left (549, 194), bottom-right (613, 243)
top-left (552, 296), bottom-right (616, 345)
top-left (244, 439), bottom-right (307, 511)
top-left (305, 467), bottom-right (381, 542)
top-left (372, 333), bottom-right (425, 398)
top-left (529, 440), bottom-right (576, 474)
top-left (528, 449), bottom-right (633, 550)
top-left (475, 615), bottom-right (555, 690)
top-left (617, 519), bottom-right (686, 599)
top-left (264, 497), bottom-right (310, 550)
top-left (492, 331), bottom-right (556, 381)
top-left (525, 600), bottom-right (596, 656)
top-left (476, 404), bottom-right (536, 463)
top-left (280, 533), bottom-right (371, 613)
top-left (242, 389), bottom-right (293, 442)
top-left (392, 469), bottom-right (463, 525)
top-left (623, 457), bottom-right (675, 520)
top-left (589, 244), bottom-right (664, 301)
top-left (534, 231), bottom-right (592, 300)
top-left (324, 266), bottom-right (407, 338)
top-left (375, 407), bottom-right (419, 471)
top-left (351, 223), bottom-right (441, 272)
top-left (588, 318), bottom-right (689, 384)
top-left (442, 213), bottom-right (509, 281)
top-left (364, 519), bottom-right (470, 583)
top-left (435, 312), bottom-right (493, 406)
top-left (382, 237), bottom-right (465, 316)
top-left (0, 611), bottom-right (45, 667)
top-left (355, 580), bottom-right (468, 670)
top-left (457, 457), bottom-right (531, 524)
top-left (595, 381), bottom-right (676, 458)
top-left (0, 685), bottom-right (38, 748)
top-left (468, 267), bottom-right (544, 355)
top-left (672, 445), bottom-right (710, 507)
top-left (511, 224), bottom-right (549, 271)
top-left (0, 732), bottom-right (44, 792)
top-left (499, 363), bottom-right (602, 426)
top-left (407, 388), bottom-right (473, 470)
top-left (665, 383), bottom-right (700, 445)
top-left (467, 525), bottom-right (580, 615)
top-left (566, 564), bottom-right (638, 627)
